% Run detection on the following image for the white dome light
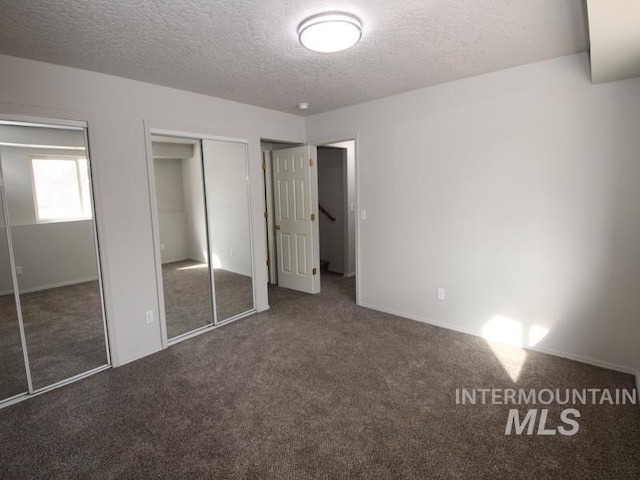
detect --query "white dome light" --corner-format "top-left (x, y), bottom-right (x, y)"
top-left (298, 13), bottom-right (362, 53)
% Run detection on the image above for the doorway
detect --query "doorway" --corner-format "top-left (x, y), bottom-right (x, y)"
top-left (317, 143), bottom-right (356, 277)
top-left (262, 137), bottom-right (357, 299)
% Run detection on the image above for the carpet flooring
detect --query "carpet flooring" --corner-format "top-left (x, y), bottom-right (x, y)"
top-left (162, 260), bottom-right (254, 339)
top-left (0, 273), bottom-right (638, 479)
top-left (162, 260), bottom-right (214, 338)
top-left (1, 262), bottom-right (253, 399)
top-left (0, 281), bottom-right (107, 395)
top-left (0, 293), bottom-right (27, 400)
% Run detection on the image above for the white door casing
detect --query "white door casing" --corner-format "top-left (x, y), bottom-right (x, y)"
top-left (272, 146), bottom-right (320, 294)
top-left (262, 150), bottom-right (277, 285)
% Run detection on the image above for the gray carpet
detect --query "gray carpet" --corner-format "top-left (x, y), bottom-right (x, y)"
top-left (212, 267), bottom-right (254, 322)
top-left (0, 281), bottom-right (107, 394)
top-left (163, 260), bottom-right (214, 338)
top-left (0, 273), bottom-right (638, 479)
top-left (0, 261), bottom-right (253, 400)
top-left (0, 293), bottom-right (27, 400)
top-left (162, 260), bottom-right (254, 339)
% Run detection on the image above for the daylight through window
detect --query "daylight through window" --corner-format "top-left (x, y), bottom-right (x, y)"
top-left (31, 157), bottom-right (92, 221)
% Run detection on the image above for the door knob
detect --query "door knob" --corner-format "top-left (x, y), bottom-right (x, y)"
top-left (275, 225), bottom-right (281, 230)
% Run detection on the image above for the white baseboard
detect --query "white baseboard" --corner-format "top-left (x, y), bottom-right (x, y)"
top-left (113, 346), bottom-right (162, 368)
top-left (0, 276), bottom-right (98, 296)
top-left (359, 300), bottom-right (636, 376)
top-left (161, 255), bottom-right (197, 265)
top-left (344, 271), bottom-right (356, 278)
top-left (217, 267), bottom-right (253, 278)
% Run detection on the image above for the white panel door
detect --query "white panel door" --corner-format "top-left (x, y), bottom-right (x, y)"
top-left (272, 146), bottom-right (320, 294)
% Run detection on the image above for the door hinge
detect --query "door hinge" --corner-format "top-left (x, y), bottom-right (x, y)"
top-left (264, 210), bottom-right (269, 219)
top-left (310, 213), bottom-right (316, 221)
top-left (266, 259), bottom-right (271, 267)
top-left (261, 161), bottom-right (267, 171)
top-left (309, 158), bottom-right (314, 167)
top-left (312, 267), bottom-right (317, 275)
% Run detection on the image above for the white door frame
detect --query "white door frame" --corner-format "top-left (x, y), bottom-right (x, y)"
top-left (262, 149), bottom-right (278, 284)
top-left (307, 133), bottom-right (360, 305)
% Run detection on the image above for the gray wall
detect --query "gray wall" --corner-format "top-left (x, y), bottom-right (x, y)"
top-left (0, 142), bottom-right (98, 293)
top-left (307, 53), bottom-right (640, 374)
top-left (152, 141), bottom-right (212, 266)
top-left (153, 157), bottom-right (189, 264)
top-left (9, 221), bottom-right (97, 292)
top-left (183, 143), bottom-right (208, 264)
top-left (154, 139), bottom-right (253, 279)
top-left (203, 139), bottom-right (252, 277)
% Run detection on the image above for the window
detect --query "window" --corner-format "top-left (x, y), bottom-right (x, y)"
top-left (31, 157), bottom-right (92, 222)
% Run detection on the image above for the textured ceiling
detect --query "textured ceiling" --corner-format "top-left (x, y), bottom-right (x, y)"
top-left (0, 0), bottom-right (589, 115)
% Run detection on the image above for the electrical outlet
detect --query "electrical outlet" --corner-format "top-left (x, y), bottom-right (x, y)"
top-left (230, 249), bottom-right (234, 257)
top-left (437, 288), bottom-right (446, 301)
top-left (160, 243), bottom-right (165, 251)
top-left (16, 266), bottom-right (23, 275)
top-left (145, 310), bottom-right (154, 324)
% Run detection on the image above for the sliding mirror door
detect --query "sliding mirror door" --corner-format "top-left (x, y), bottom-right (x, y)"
top-left (202, 139), bottom-right (254, 323)
top-left (0, 184), bottom-right (28, 401)
top-left (0, 121), bottom-right (109, 392)
top-left (150, 133), bottom-right (255, 343)
top-left (151, 137), bottom-right (215, 340)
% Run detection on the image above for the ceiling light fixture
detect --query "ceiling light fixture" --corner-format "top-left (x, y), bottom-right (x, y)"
top-left (298, 13), bottom-right (362, 53)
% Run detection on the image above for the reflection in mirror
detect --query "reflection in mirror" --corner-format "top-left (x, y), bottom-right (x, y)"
top-left (0, 187), bottom-right (28, 401)
top-left (151, 137), bottom-right (214, 338)
top-left (202, 140), bottom-right (254, 322)
top-left (0, 123), bottom-right (109, 391)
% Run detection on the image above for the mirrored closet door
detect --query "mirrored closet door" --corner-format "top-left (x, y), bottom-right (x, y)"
top-left (151, 137), bottom-right (215, 339)
top-left (150, 134), bottom-right (254, 343)
top-left (0, 190), bottom-right (28, 401)
top-left (202, 140), bottom-right (254, 322)
top-left (0, 119), bottom-right (109, 403)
